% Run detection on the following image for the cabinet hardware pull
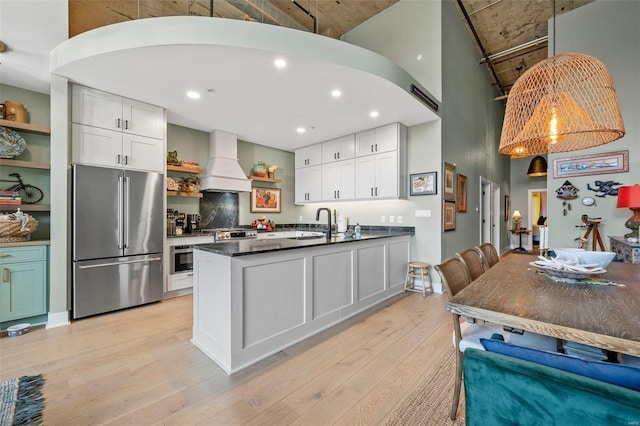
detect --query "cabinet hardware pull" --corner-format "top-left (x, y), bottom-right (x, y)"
top-left (124, 120), bottom-right (129, 130)
top-left (78, 257), bottom-right (161, 269)
top-left (371, 145), bottom-right (374, 152)
top-left (370, 187), bottom-right (374, 196)
top-left (1, 267), bottom-right (9, 283)
top-left (334, 153), bottom-right (337, 160)
top-left (117, 118), bottom-right (121, 129)
top-left (117, 154), bottom-right (121, 165)
top-left (124, 155), bottom-right (129, 165)
top-left (375, 187), bottom-right (378, 196)
top-left (375, 143), bottom-right (378, 151)
top-left (0, 254), bottom-right (11, 258)
top-left (337, 152), bottom-right (340, 159)
top-left (337, 190), bottom-right (340, 198)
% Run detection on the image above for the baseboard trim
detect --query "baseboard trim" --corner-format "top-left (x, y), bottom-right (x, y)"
top-left (46, 311), bottom-right (70, 329)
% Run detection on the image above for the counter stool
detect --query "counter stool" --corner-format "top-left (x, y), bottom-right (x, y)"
top-left (404, 262), bottom-right (433, 297)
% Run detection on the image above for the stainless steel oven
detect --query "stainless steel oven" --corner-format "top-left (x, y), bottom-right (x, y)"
top-left (170, 245), bottom-right (193, 274)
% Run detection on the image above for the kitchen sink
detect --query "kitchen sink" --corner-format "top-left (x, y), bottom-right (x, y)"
top-left (287, 236), bottom-right (326, 240)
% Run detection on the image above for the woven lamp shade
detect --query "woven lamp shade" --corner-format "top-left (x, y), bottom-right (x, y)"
top-left (499, 53), bottom-right (625, 157)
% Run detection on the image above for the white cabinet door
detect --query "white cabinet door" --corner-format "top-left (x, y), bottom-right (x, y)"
top-left (322, 160), bottom-right (354, 200)
top-left (295, 165), bottom-right (322, 203)
top-left (123, 133), bottom-right (165, 172)
top-left (122, 98), bottom-right (165, 139)
top-left (355, 155), bottom-right (376, 199)
top-left (355, 123), bottom-right (399, 157)
top-left (355, 152), bottom-right (398, 199)
top-left (72, 85), bottom-right (122, 131)
top-left (322, 134), bottom-right (355, 163)
top-left (375, 151), bottom-right (398, 198)
top-left (72, 123), bottom-right (123, 168)
top-left (295, 144), bottom-right (322, 168)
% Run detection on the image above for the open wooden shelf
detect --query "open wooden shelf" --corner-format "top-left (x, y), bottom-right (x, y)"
top-left (0, 203), bottom-right (50, 212)
top-left (0, 119), bottom-right (51, 135)
top-left (167, 164), bottom-right (203, 174)
top-left (167, 191), bottom-right (203, 198)
top-left (0, 159), bottom-right (50, 170)
top-left (249, 175), bottom-right (281, 183)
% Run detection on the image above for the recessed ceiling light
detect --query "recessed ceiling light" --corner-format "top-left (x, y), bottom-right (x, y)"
top-left (416, 54), bottom-right (423, 61)
top-left (370, 110), bottom-right (379, 118)
top-left (275, 58), bottom-right (287, 69)
top-left (296, 127), bottom-right (306, 134)
top-left (187, 91), bottom-right (201, 99)
top-left (331, 89), bottom-right (342, 98)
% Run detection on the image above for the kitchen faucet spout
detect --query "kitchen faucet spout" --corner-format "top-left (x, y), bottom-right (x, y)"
top-left (316, 207), bottom-right (332, 240)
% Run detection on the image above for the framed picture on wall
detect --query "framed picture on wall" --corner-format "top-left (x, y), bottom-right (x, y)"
top-left (443, 162), bottom-right (456, 200)
top-left (553, 150), bottom-right (629, 178)
top-left (410, 172), bottom-right (437, 196)
top-left (443, 200), bottom-right (456, 231)
top-left (457, 174), bottom-right (467, 212)
top-left (250, 187), bottom-right (281, 213)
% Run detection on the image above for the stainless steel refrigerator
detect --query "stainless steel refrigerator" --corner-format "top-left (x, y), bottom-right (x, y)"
top-left (72, 164), bottom-right (164, 319)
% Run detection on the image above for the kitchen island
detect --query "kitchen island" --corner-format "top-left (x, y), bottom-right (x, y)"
top-left (191, 230), bottom-right (413, 374)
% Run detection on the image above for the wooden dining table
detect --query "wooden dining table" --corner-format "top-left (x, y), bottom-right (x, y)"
top-left (447, 253), bottom-right (640, 357)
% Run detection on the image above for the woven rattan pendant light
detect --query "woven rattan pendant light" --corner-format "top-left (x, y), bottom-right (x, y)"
top-left (499, 2), bottom-right (625, 157)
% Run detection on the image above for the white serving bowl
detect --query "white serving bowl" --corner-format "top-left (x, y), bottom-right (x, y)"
top-left (577, 251), bottom-right (616, 269)
top-left (554, 248), bottom-right (584, 263)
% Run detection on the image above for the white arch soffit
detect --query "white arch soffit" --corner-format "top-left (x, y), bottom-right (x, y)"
top-left (50, 17), bottom-right (440, 148)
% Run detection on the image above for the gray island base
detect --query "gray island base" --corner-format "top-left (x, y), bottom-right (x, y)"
top-left (191, 233), bottom-right (413, 374)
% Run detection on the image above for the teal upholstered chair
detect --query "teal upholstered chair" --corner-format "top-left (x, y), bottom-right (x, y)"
top-left (464, 348), bottom-right (640, 425)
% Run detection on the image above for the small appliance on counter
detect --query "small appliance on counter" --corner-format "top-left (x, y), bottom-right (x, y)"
top-left (174, 212), bottom-right (186, 236)
top-left (337, 215), bottom-right (348, 233)
top-left (185, 214), bottom-right (201, 234)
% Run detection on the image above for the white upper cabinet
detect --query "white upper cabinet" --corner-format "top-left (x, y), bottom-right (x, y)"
top-left (295, 165), bottom-right (322, 204)
top-left (295, 144), bottom-right (322, 169)
top-left (355, 151), bottom-right (399, 199)
top-left (321, 134), bottom-right (355, 163)
top-left (322, 159), bottom-right (355, 201)
top-left (355, 122), bottom-right (400, 157)
top-left (73, 85), bottom-right (165, 139)
top-left (72, 85), bottom-right (166, 172)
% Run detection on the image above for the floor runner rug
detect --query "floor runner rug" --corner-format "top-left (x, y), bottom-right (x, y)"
top-left (0, 375), bottom-right (45, 426)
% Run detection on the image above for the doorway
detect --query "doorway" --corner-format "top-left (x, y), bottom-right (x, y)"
top-left (479, 177), bottom-right (501, 253)
top-left (527, 189), bottom-right (548, 251)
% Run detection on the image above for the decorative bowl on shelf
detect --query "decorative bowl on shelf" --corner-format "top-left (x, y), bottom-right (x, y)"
top-left (0, 211), bottom-right (39, 242)
top-left (0, 127), bottom-right (27, 159)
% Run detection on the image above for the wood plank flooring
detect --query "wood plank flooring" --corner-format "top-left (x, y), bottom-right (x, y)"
top-left (0, 292), bottom-right (453, 425)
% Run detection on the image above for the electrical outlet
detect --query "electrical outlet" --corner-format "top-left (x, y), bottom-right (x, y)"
top-left (397, 216), bottom-right (403, 223)
top-left (415, 210), bottom-right (432, 218)
top-left (299, 215), bottom-right (303, 222)
top-left (389, 216), bottom-right (395, 223)
top-left (380, 215), bottom-right (386, 223)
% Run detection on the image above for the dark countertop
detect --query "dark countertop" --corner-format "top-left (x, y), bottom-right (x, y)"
top-left (193, 231), bottom-right (414, 257)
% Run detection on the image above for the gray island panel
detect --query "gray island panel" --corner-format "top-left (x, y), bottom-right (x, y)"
top-left (191, 233), bottom-right (413, 374)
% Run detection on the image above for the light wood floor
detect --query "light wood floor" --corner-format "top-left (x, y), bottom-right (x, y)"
top-left (0, 292), bottom-right (453, 425)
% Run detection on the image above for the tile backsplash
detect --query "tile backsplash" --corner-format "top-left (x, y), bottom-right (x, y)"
top-left (200, 192), bottom-right (239, 229)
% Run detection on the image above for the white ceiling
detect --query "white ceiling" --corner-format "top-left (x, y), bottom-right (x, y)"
top-left (3, 4), bottom-right (439, 152)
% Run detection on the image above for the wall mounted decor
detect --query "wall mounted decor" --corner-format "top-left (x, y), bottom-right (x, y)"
top-left (553, 150), bottom-right (629, 178)
top-left (250, 187), bottom-right (281, 213)
top-left (587, 180), bottom-right (623, 198)
top-left (457, 174), bottom-right (467, 212)
top-left (443, 162), bottom-right (456, 201)
top-left (555, 180), bottom-right (579, 200)
top-left (410, 172), bottom-right (437, 196)
top-left (443, 200), bottom-right (456, 231)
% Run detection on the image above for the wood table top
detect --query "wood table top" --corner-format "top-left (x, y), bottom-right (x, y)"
top-left (447, 253), bottom-right (640, 357)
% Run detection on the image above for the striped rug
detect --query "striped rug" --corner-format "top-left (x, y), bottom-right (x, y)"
top-left (0, 375), bottom-right (45, 426)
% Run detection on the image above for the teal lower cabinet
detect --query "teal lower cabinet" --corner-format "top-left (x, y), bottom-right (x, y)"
top-left (0, 245), bottom-right (47, 324)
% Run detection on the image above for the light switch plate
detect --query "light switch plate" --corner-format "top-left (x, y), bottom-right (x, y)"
top-left (380, 215), bottom-right (386, 223)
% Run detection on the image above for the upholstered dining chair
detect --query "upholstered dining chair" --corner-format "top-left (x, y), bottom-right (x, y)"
top-left (435, 256), bottom-right (556, 420)
top-left (476, 243), bottom-right (499, 269)
top-left (455, 248), bottom-right (486, 281)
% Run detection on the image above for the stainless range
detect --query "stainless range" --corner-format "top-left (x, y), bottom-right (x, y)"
top-left (203, 228), bottom-right (258, 242)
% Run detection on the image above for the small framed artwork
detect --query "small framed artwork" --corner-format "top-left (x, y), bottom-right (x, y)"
top-left (504, 195), bottom-right (510, 223)
top-left (410, 172), bottom-right (437, 196)
top-left (457, 174), bottom-right (467, 212)
top-left (250, 187), bottom-right (281, 213)
top-left (443, 200), bottom-right (456, 232)
top-left (553, 150), bottom-right (629, 178)
top-left (443, 162), bottom-right (456, 201)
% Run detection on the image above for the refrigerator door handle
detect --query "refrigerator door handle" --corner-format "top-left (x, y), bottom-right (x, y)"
top-left (77, 257), bottom-right (162, 269)
top-left (124, 176), bottom-right (130, 249)
top-left (117, 176), bottom-right (124, 249)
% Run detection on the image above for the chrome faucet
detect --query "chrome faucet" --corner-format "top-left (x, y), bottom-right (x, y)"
top-left (316, 207), bottom-right (332, 240)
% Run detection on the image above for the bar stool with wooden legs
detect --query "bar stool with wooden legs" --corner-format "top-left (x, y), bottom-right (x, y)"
top-left (403, 262), bottom-right (433, 297)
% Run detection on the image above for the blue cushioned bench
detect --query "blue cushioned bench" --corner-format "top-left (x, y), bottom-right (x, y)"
top-left (463, 348), bottom-right (640, 426)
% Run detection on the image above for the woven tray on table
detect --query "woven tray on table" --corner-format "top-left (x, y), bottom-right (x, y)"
top-left (0, 217), bottom-right (39, 242)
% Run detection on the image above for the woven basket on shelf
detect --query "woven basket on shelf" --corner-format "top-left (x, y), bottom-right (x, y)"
top-left (0, 217), bottom-right (39, 242)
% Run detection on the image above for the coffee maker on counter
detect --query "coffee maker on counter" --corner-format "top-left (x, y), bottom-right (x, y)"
top-left (185, 214), bottom-right (201, 234)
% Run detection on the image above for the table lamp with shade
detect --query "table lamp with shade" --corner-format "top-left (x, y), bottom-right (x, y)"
top-left (512, 210), bottom-right (522, 230)
top-left (617, 184), bottom-right (640, 238)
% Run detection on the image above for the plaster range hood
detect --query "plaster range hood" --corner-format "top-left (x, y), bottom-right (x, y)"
top-left (201, 129), bottom-right (251, 193)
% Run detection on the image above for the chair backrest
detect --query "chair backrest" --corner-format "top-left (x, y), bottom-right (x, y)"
top-left (434, 257), bottom-right (472, 298)
top-left (456, 249), bottom-right (485, 281)
top-left (477, 243), bottom-right (499, 268)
